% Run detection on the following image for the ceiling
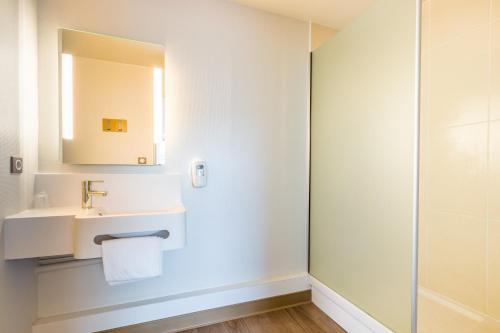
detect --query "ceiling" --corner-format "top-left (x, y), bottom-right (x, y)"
top-left (231, 0), bottom-right (375, 29)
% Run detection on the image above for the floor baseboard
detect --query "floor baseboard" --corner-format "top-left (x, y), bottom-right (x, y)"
top-left (100, 290), bottom-right (311, 333)
top-left (32, 273), bottom-right (310, 333)
top-left (309, 276), bottom-right (393, 333)
top-left (33, 273), bottom-right (397, 333)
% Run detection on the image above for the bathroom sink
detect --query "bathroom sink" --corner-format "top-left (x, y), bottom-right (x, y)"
top-left (3, 205), bottom-right (187, 260)
top-left (3, 173), bottom-right (186, 260)
top-left (73, 205), bottom-right (186, 259)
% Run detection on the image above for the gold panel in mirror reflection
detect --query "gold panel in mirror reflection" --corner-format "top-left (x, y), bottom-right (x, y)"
top-left (102, 118), bottom-right (127, 133)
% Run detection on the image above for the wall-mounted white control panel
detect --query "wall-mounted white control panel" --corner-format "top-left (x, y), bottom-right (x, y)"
top-left (191, 160), bottom-right (207, 188)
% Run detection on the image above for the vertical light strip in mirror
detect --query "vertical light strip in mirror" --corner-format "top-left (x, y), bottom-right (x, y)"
top-left (153, 67), bottom-right (163, 144)
top-left (61, 53), bottom-right (73, 140)
top-left (412, 1), bottom-right (422, 331)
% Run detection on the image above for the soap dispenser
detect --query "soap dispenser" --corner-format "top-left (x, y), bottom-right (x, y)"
top-left (191, 160), bottom-right (207, 188)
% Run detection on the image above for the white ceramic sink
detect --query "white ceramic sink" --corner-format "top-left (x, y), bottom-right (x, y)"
top-left (3, 205), bottom-right (186, 260)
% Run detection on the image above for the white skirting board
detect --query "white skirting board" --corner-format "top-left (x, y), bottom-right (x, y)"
top-left (309, 276), bottom-right (393, 333)
top-left (32, 273), bottom-right (310, 333)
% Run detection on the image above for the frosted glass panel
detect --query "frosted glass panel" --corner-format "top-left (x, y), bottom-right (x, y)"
top-left (309, 1), bottom-right (419, 332)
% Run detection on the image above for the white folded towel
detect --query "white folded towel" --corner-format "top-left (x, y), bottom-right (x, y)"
top-left (101, 236), bottom-right (163, 286)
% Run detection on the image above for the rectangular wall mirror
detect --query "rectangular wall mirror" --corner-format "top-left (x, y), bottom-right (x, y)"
top-left (59, 29), bottom-right (165, 165)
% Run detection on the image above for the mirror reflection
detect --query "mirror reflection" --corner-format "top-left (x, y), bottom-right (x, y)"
top-left (60, 29), bottom-right (165, 165)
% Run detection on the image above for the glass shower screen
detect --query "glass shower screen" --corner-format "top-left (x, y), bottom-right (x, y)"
top-left (309, 1), bottom-right (421, 332)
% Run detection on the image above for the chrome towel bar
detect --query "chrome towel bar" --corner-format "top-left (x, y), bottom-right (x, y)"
top-left (93, 230), bottom-right (170, 245)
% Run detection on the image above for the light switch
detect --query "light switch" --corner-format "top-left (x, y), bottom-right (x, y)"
top-left (10, 157), bottom-right (23, 174)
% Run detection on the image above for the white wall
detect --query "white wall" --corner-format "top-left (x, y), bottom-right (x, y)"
top-left (0, 0), bottom-right (38, 332)
top-left (36, 0), bottom-right (309, 318)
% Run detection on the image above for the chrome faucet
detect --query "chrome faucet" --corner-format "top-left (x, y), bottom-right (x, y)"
top-left (81, 180), bottom-right (108, 209)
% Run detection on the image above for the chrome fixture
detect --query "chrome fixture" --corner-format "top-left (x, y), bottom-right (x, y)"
top-left (81, 180), bottom-right (108, 209)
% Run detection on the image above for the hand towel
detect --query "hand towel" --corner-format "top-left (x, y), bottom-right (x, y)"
top-left (101, 236), bottom-right (163, 286)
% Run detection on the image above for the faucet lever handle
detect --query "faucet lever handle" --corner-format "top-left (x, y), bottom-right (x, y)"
top-left (87, 180), bottom-right (104, 189)
top-left (82, 180), bottom-right (107, 209)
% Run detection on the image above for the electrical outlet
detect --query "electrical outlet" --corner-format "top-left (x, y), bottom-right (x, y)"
top-left (10, 157), bottom-right (23, 174)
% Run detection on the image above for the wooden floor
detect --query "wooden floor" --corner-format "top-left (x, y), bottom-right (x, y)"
top-left (178, 303), bottom-right (345, 333)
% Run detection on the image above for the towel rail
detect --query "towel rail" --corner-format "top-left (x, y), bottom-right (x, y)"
top-left (93, 230), bottom-right (170, 245)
